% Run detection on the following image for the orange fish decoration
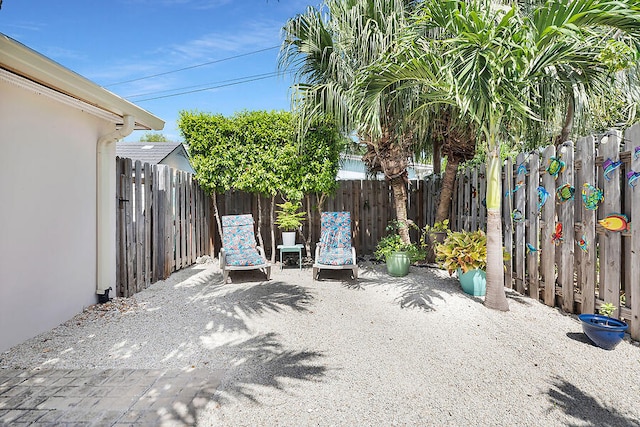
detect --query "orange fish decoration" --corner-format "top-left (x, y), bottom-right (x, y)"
top-left (551, 222), bottom-right (563, 245)
top-left (598, 213), bottom-right (630, 232)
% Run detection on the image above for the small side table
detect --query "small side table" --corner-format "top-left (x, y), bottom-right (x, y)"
top-left (277, 244), bottom-right (304, 270)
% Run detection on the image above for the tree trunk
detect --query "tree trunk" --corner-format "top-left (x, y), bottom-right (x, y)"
top-left (303, 194), bottom-right (312, 257)
top-left (212, 192), bottom-right (223, 243)
top-left (270, 194), bottom-right (276, 264)
top-left (558, 96), bottom-right (574, 146)
top-left (484, 154), bottom-right (509, 311)
top-left (257, 195), bottom-right (265, 253)
top-left (435, 156), bottom-right (460, 223)
top-left (390, 176), bottom-right (410, 243)
top-left (433, 138), bottom-right (441, 175)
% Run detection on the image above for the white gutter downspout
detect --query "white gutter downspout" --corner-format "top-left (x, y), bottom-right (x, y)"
top-left (96, 114), bottom-right (135, 299)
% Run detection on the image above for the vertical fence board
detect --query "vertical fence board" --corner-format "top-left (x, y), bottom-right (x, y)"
top-left (576, 136), bottom-right (597, 314)
top-left (503, 158), bottom-right (514, 289)
top-left (478, 164), bottom-right (487, 230)
top-left (526, 153), bottom-right (540, 299)
top-left (600, 131), bottom-right (623, 313)
top-left (541, 145), bottom-right (557, 306)
top-left (514, 153), bottom-right (526, 294)
top-left (625, 124), bottom-right (640, 339)
top-left (134, 160), bottom-right (143, 293)
top-left (558, 142), bottom-right (575, 312)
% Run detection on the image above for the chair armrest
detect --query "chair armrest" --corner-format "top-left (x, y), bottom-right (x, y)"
top-left (351, 247), bottom-right (357, 265)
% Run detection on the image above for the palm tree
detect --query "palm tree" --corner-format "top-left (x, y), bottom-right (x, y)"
top-left (359, 0), bottom-right (640, 310)
top-left (279, 0), bottom-right (423, 243)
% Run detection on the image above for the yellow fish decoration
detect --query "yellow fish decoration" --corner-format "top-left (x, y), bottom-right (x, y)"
top-left (598, 213), bottom-right (630, 232)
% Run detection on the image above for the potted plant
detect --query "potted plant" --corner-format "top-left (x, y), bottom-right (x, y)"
top-left (434, 229), bottom-right (490, 296)
top-left (275, 201), bottom-right (306, 246)
top-left (578, 303), bottom-right (628, 350)
top-left (374, 221), bottom-right (425, 277)
top-left (422, 219), bottom-right (450, 263)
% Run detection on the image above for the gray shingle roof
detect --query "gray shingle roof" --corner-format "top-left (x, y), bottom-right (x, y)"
top-left (116, 141), bottom-right (185, 165)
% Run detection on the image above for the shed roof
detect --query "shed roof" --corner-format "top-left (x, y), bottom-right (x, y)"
top-left (116, 142), bottom-right (187, 165)
top-left (0, 32), bottom-right (164, 131)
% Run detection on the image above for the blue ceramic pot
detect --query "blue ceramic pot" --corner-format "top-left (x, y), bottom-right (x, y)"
top-left (457, 268), bottom-right (486, 296)
top-left (579, 314), bottom-right (628, 350)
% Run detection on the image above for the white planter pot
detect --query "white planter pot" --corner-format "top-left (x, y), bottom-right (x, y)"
top-left (282, 232), bottom-right (297, 246)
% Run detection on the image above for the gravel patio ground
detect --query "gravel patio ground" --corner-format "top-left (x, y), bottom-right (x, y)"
top-left (2, 259), bottom-right (640, 426)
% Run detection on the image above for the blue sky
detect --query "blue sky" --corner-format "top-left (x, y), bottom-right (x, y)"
top-left (0, 0), bottom-right (312, 141)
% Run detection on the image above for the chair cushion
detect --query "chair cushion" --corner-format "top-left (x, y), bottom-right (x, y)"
top-left (317, 246), bottom-right (353, 266)
top-left (222, 214), bottom-right (258, 251)
top-left (320, 212), bottom-right (352, 248)
top-left (224, 249), bottom-right (266, 266)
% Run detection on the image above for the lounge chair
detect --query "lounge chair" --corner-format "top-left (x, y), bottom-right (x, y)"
top-left (220, 214), bottom-right (271, 282)
top-left (313, 211), bottom-right (358, 280)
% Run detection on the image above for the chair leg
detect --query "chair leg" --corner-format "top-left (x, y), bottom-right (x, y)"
top-left (352, 267), bottom-right (358, 280)
top-left (265, 266), bottom-right (271, 280)
top-left (223, 269), bottom-right (229, 283)
top-left (312, 267), bottom-right (318, 281)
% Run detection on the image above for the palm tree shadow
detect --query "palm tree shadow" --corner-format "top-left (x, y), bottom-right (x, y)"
top-left (212, 333), bottom-right (327, 404)
top-left (366, 264), bottom-right (459, 311)
top-left (215, 281), bottom-right (315, 316)
top-left (547, 377), bottom-right (640, 426)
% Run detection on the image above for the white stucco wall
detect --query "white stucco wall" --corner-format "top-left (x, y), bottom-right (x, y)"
top-left (0, 78), bottom-right (115, 351)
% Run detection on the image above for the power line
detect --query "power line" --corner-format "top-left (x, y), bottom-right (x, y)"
top-left (105, 45), bottom-right (280, 87)
top-left (132, 73), bottom-right (282, 102)
top-left (125, 71), bottom-right (280, 99)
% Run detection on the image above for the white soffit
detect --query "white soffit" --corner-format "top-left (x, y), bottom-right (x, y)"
top-left (0, 32), bottom-right (164, 131)
top-left (0, 68), bottom-right (124, 124)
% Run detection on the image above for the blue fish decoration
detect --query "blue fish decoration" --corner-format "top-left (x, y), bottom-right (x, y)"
top-left (628, 170), bottom-right (640, 188)
top-left (603, 158), bottom-right (622, 181)
top-left (537, 186), bottom-right (549, 211)
top-left (526, 243), bottom-right (539, 254)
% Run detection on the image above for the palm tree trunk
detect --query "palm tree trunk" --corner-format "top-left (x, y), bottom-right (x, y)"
top-left (558, 96), bottom-right (574, 145)
top-left (484, 153), bottom-right (509, 311)
top-left (435, 156), bottom-right (460, 223)
top-left (433, 139), bottom-right (441, 175)
top-left (390, 176), bottom-right (410, 243)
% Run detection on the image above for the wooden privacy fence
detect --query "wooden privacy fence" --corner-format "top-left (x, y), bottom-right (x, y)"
top-left (214, 179), bottom-right (441, 257)
top-left (116, 157), bottom-right (212, 298)
top-left (446, 125), bottom-right (640, 341)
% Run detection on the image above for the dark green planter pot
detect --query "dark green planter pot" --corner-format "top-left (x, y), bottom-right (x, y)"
top-left (386, 252), bottom-right (411, 277)
top-left (457, 268), bottom-right (486, 296)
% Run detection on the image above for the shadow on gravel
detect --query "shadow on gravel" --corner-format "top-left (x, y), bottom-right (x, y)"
top-left (565, 332), bottom-right (596, 347)
top-left (547, 377), bottom-right (639, 427)
top-left (195, 278), bottom-right (326, 405)
top-left (212, 332), bottom-right (326, 405)
top-left (213, 281), bottom-right (314, 316)
top-left (366, 264), bottom-right (460, 311)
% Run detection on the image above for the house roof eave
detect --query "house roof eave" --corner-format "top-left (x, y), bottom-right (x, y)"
top-left (0, 32), bottom-right (164, 131)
